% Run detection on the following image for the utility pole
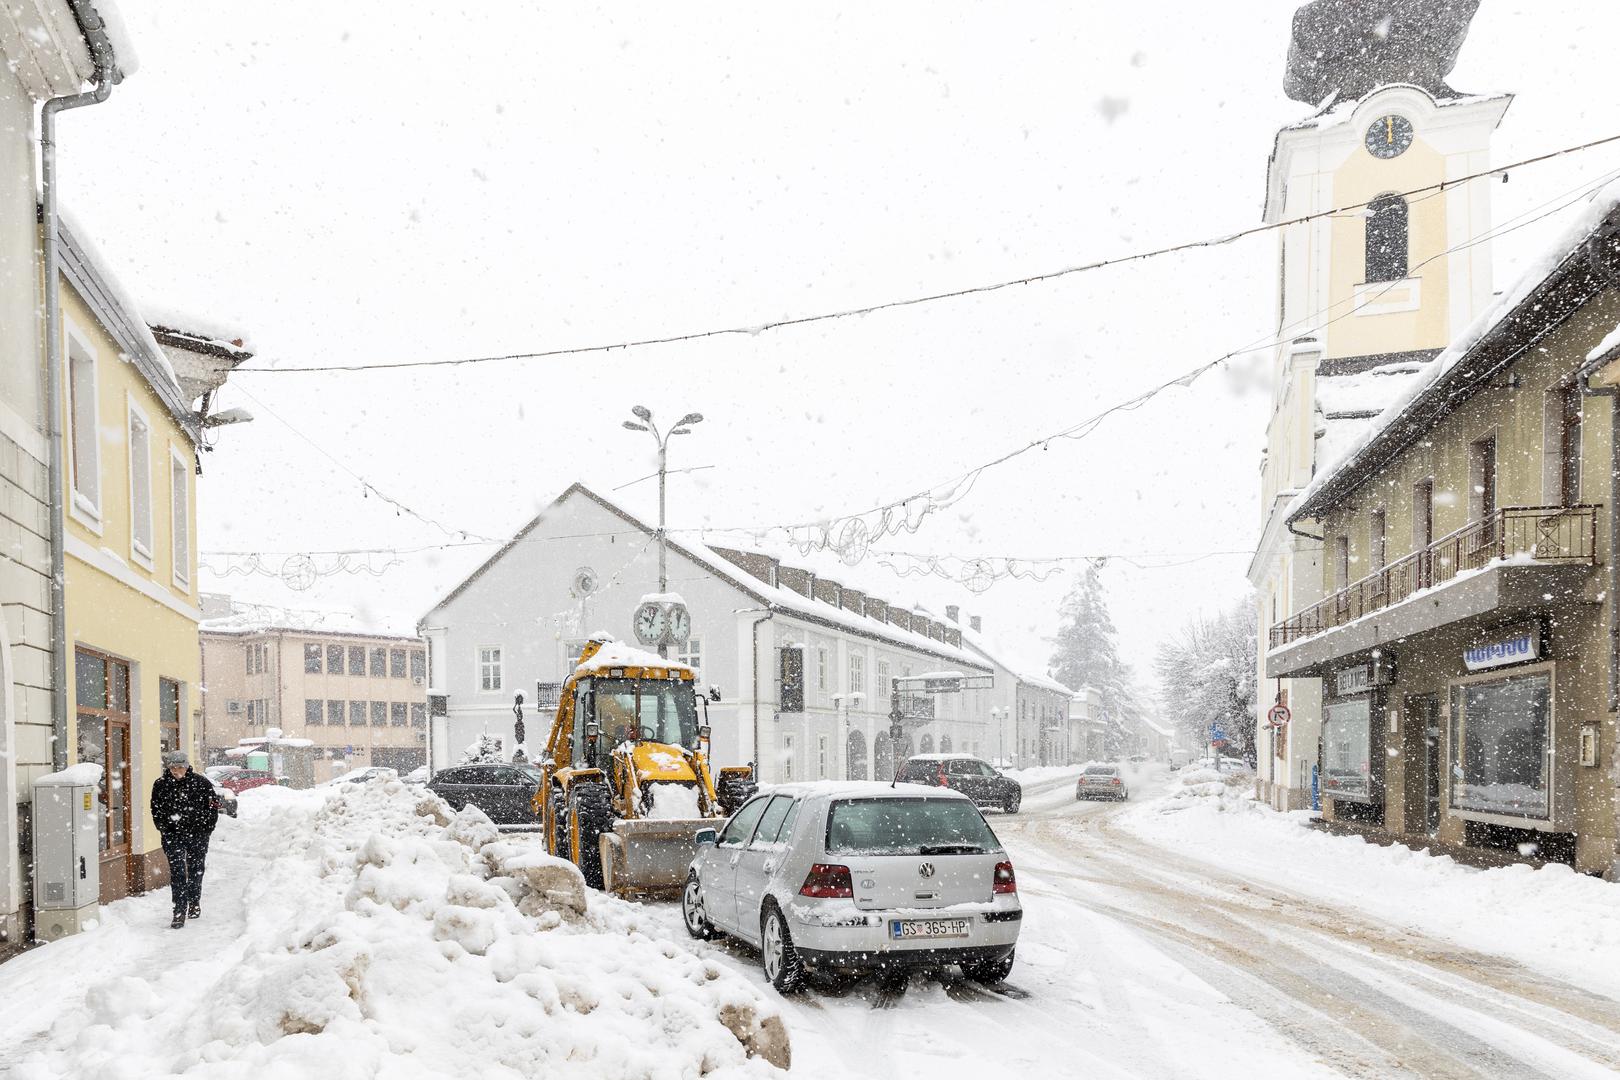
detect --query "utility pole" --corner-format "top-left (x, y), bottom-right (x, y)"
top-left (623, 406), bottom-right (705, 658)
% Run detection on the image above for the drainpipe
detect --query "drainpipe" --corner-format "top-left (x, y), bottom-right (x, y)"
top-left (742, 609), bottom-right (774, 775)
top-left (1580, 371), bottom-right (1620, 712)
top-left (42, 3), bottom-right (120, 770)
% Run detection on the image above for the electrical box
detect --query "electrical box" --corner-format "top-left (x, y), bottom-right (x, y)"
top-left (1579, 723), bottom-right (1600, 767)
top-left (32, 765), bottom-right (102, 940)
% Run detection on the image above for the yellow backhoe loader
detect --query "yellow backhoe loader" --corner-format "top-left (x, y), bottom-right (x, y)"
top-left (533, 634), bottom-right (756, 896)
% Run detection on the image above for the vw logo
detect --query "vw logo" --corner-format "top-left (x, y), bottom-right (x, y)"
top-left (918, 862), bottom-right (936, 878)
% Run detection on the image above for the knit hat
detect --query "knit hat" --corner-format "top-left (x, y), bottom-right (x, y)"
top-left (162, 750), bottom-right (189, 767)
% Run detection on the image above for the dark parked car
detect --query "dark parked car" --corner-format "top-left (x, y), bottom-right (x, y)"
top-left (206, 776), bottom-right (238, 818)
top-left (896, 754), bottom-right (1022, 813)
top-left (427, 763), bottom-right (545, 824)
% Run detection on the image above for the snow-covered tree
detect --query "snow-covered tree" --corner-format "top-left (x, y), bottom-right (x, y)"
top-left (1049, 565), bottom-right (1138, 755)
top-left (1152, 604), bottom-right (1257, 758)
top-left (459, 732), bottom-right (505, 765)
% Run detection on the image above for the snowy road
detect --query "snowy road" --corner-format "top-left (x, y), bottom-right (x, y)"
top-left (665, 771), bottom-right (1620, 1080)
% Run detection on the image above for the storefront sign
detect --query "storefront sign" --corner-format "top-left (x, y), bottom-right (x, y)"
top-left (1463, 626), bottom-right (1540, 672)
top-left (1334, 657), bottom-right (1393, 697)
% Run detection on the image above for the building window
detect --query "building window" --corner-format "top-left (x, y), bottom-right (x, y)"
top-left (848, 654), bottom-right (864, 698)
top-left (1365, 194), bottom-right (1409, 283)
top-left (1369, 511), bottom-right (1386, 573)
top-left (246, 700), bottom-right (256, 724)
top-left (676, 638), bottom-right (703, 681)
top-left (306, 699), bottom-right (323, 725)
top-left (1450, 671), bottom-right (1551, 819)
top-left (67, 333), bottom-right (100, 520)
top-left (1323, 698), bottom-right (1373, 799)
top-left (410, 703), bottom-right (427, 728)
top-left (349, 646), bottom-right (365, 676)
top-left (390, 702), bottom-right (407, 726)
top-left (350, 700), bottom-right (366, 726)
top-left (159, 677), bottom-right (181, 754)
top-left (782, 733), bottom-right (795, 782)
top-left (876, 659), bottom-right (890, 699)
top-left (304, 643), bottom-right (323, 674)
top-left (327, 644), bottom-right (344, 673)
top-left (478, 646), bottom-right (504, 692)
top-left (128, 406), bottom-right (153, 566)
top-left (1469, 435), bottom-right (1497, 523)
top-left (328, 700), bottom-right (345, 725)
top-left (816, 647), bottom-right (829, 692)
top-left (1560, 385), bottom-right (1583, 507)
top-left (170, 450), bottom-right (190, 588)
top-left (779, 646), bottom-right (804, 712)
top-left (390, 648), bottom-right (406, 678)
top-left (370, 647), bottom-right (387, 678)
top-left (409, 650), bottom-right (426, 680)
top-left (370, 701), bottom-right (387, 726)
top-left (1334, 535), bottom-right (1351, 590)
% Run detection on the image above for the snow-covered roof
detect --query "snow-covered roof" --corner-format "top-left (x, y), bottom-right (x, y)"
top-left (425, 483), bottom-right (991, 672)
top-left (1588, 321), bottom-right (1620, 366)
top-left (1291, 181), bottom-right (1620, 524)
top-left (201, 598), bottom-right (419, 640)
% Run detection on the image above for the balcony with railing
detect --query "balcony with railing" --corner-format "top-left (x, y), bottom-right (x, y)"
top-left (1269, 505), bottom-right (1600, 651)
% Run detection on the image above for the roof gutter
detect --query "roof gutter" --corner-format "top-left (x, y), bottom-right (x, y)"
top-left (42, 1), bottom-right (120, 769)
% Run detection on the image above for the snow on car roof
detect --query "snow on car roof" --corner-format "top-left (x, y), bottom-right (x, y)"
top-left (904, 753), bottom-right (978, 761)
top-left (764, 780), bottom-right (971, 801)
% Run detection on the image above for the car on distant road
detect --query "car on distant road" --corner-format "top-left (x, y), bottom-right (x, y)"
top-left (215, 769), bottom-right (285, 795)
top-left (426, 762), bottom-right (545, 824)
top-left (895, 754), bottom-right (1022, 813)
top-left (1075, 763), bottom-right (1129, 801)
top-left (681, 782), bottom-right (1022, 993)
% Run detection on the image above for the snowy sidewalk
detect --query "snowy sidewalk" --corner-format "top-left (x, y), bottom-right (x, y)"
top-left (1116, 767), bottom-right (1620, 999)
top-left (0, 781), bottom-right (788, 1079)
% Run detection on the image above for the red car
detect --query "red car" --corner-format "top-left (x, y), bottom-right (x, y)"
top-left (213, 768), bottom-right (284, 794)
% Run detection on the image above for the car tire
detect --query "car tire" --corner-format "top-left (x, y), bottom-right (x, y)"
top-left (760, 903), bottom-right (805, 993)
top-left (568, 782), bottom-right (614, 891)
top-left (1004, 790), bottom-right (1021, 814)
top-left (964, 949), bottom-right (1015, 986)
top-left (682, 872), bottom-right (719, 940)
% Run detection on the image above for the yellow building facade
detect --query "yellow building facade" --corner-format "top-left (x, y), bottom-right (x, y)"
top-left (55, 220), bottom-right (204, 903)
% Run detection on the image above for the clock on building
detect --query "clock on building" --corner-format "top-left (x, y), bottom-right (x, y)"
top-left (1365, 115), bottom-right (1414, 159)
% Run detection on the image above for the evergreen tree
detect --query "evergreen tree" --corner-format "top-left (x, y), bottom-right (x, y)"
top-left (1049, 566), bottom-right (1137, 754)
top-left (459, 732), bottom-right (505, 765)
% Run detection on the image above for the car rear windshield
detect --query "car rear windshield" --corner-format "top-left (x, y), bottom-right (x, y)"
top-left (1085, 765), bottom-right (1118, 775)
top-left (824, 797), bottom-right (1000, 856)
top-left (895, 762), bottom-right (941, 782)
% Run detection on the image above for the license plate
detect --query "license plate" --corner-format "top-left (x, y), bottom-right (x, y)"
top-left (890, 918), bottom-right (971, 940)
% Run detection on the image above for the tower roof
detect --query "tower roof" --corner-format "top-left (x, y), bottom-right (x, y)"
top-left (1284, 0), bottom-right (1480, 106)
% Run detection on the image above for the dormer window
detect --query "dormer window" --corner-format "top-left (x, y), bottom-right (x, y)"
top-left (1366, 194), bottom-right (1409, 283)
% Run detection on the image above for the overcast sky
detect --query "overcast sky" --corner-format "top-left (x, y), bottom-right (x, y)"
top-left (56, 1), bottom-right (1620, 687)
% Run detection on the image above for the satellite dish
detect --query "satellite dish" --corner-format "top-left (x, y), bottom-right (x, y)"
top-left (572, 567), bottom-right (599, 597)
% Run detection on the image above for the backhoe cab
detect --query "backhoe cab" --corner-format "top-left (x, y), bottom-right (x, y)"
top-left (535, 635), bottom-right (755, 896)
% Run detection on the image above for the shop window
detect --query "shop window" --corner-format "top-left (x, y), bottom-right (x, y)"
top-left (1449, 672), bottom-right (1551, 819)
top-left (1322, 698), bottom-right (1372, 799)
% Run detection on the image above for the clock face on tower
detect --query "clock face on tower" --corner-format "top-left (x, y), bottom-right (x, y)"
top-left (1365, 115), bottom-right (1414, 160)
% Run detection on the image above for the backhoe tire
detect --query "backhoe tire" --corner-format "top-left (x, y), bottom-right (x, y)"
top-left (717, 775), bottom-right (758, 816)
top-left (568, 782), bottom-right (614, 891)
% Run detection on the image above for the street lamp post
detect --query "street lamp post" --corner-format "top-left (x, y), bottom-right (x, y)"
top-left (832, 691), bottom-right (864, 780)
top-left (623, 405), bottom-right (704, 657)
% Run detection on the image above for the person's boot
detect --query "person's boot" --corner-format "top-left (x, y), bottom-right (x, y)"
top-left (170, 912), bottom-right (186, 929)
top-left (187, 902), bottom-right (201, 920)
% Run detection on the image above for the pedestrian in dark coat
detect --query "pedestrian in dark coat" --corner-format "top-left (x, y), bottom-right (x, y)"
top-left (150, 750), bottom-right (220, 929)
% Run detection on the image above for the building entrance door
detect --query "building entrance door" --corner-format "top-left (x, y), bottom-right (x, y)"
top-left (76, 649), bottom-right (134, 903)
top-left (1425, 715), bottom-right (1442, 836)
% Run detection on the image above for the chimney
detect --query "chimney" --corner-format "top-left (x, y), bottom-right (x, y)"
top-left (945, 605), bottom-right (959, 623)
top-left (969, 615), bottom-right (982, 633)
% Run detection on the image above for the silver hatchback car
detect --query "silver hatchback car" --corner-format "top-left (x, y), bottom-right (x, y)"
top-left (681, 781), bottom-right (1022, 993)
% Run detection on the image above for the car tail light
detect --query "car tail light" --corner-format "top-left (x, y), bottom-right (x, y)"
top-left (800, 863), bottom-right (854, 898)
top-left (1111, 778), bottom-right (1121, 785)
top-left (993, 861), bottom-right (1017, 894)
top-left (937, 764), bottom-right (949, 787)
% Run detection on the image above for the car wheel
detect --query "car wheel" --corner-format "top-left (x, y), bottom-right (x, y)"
top-left (1005, 790), bottom-right (1021, 814)
top-left (567, 782), bottom-right (614, 890)
top-left (682, 872), bottom-right (718, 940)
top-left (964, 949), bottom-right (1015, 986)
top-left (760, 904), bottom-right (805, 993)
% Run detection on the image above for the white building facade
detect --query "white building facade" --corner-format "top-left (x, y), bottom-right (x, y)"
top-left (1250, 82), bottom-right (1510, 812)
top-left (419, 484), bottom-right (994, 784)
top-left (958, 620), bottom-right (1076, 768)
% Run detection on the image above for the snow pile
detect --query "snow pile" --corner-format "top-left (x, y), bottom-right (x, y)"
top-left (1121, 771), bottom-right (1620, 997)
top-left (644, 782), bottom-right (704, 820)
top-left (10, 780), bottom-right (788, 1078)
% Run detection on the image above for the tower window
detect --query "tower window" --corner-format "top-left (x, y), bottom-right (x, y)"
top-left (1365, 194), bottom-right (1409, 283)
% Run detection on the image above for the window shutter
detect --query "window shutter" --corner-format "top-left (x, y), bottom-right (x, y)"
top-left (779, 647), bottom-right (804, 713)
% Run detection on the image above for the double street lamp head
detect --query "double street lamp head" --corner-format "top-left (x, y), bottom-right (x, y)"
top-left (622, 407), bottom-right (705, 439)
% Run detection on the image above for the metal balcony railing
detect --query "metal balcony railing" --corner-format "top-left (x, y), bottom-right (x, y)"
top-left (1269, 505), bottom-right (1599, 649)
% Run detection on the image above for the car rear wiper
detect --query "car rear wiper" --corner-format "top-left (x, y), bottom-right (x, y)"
top-left (918, 843), bottom-right (987, 855)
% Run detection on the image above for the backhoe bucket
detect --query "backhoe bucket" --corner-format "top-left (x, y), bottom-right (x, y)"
top-left (599, 817), bottom-right (713, 898)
